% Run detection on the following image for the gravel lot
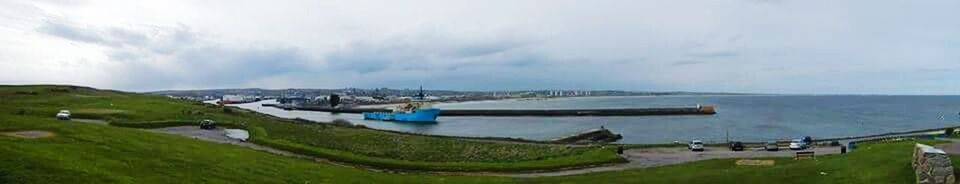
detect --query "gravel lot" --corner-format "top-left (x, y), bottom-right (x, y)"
top-left (622, 146), bottom-right (841, 168)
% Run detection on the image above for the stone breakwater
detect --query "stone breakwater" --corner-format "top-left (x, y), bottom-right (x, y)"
top-left (913, 144), bottom-right (955, 184)
top-left (265, 104), bottom-right (717, 116)
top-left (549, 128), bottom-right (623, 144)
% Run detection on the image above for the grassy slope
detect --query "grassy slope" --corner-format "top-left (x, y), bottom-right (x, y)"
top-left (0, 114), bottom-right (505, 184)
top-left (0, 85), bottom-right (952, 183)
top-left (0, 85), bottom-right (621, 171)
top-left (0, 115), bottom-right (942, 183)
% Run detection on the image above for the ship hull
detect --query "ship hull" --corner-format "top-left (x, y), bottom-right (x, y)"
top-left (363, 108), bottom-right (440, 122)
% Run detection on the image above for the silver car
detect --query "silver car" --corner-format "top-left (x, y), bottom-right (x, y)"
top-left (688, 140), bottom-right (705, 151)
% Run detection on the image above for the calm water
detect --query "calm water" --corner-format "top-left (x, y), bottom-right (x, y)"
top-left (230, 95), bottom-right (960, 144)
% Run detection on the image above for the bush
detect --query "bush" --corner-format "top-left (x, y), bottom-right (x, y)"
top-left (222, 108), bottom-right (234, 114)
top-left (332, 119), bottom-right (352, 126)
top-left (14, 109), bottom-right (26, 116)
top-left (49, 88), bottom-right (71, 93)
top-left (13, 91), bottom-right (38, 95)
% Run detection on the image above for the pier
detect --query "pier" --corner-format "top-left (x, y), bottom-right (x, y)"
top-left (263, 104), bottom-right (717, 116)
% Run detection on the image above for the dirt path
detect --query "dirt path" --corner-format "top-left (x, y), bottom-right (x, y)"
top-left (149, 126), bottom-right (315, 160)
top-left (148, 126), bottom-right (385, 172)
top-left (71, 118), bottom-right (108, 125)
top-left (1, 130), bottom-right (56, 139)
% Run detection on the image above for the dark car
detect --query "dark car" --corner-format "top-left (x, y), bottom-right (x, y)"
top-left (764, 142), bottom-right (779, 151)
top-left (729, 141), bottom-right (745, 151)
top-left (199, 119), bottom-right (216, 130)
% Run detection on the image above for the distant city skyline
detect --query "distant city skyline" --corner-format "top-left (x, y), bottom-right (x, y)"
top-left (2, 0), bottom-right (959, 95)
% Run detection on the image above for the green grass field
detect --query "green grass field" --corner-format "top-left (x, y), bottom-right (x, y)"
top-left (0, 85), bottom-right (955, 183)
top-left (0, 113), bottom-right (506, 184)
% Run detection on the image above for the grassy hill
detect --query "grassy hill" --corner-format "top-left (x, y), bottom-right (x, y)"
top-left (0, 85), bottom-right (622, 172)
top-left (0, 85), bottom-right (953, 183)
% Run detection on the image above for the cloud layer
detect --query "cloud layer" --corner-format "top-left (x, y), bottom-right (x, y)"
top-left (2, 0), bottom-right (959, 94)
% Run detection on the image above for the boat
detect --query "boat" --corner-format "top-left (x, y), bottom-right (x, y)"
top-left (362, 86), bottom-right (441, 122)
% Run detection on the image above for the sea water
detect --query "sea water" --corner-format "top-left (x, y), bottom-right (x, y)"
top-left (231, 95), bottom-right (960, 144)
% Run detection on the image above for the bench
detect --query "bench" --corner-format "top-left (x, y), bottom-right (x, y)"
top-left (795, 151), bottom-right (815, 160)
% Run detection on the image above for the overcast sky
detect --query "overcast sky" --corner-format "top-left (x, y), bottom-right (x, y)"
top-left (1, 0), bottom-right (959, 94)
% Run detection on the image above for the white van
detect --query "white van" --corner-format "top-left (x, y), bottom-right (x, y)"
top-left (56, 110), bottom-right (71, 120)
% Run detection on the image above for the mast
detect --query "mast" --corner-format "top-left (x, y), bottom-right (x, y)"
top-left (416, 85), bottom-right (425, 100)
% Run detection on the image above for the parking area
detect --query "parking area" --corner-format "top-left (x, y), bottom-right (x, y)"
top-left (622, 146), bottom-right (841, 168)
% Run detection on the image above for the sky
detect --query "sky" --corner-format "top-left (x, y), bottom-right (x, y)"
top-left (1, 0), bottom-right (959, 94)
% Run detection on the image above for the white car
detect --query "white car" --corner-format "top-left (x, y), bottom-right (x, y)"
top-left (789, 139), bottom-right (806, 150)
top-left (688, 140), bottom-right (705, 151)
top-left (56, 110), bottom-right (71, 120)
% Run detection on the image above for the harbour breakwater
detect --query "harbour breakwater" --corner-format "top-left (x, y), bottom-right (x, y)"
top-left (262, 104), bottom-right (717, 116)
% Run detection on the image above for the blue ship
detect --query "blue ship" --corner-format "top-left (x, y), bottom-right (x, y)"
top-left (362, 86), bottom-right (440, 122)
top-left (363, 108), bottom-right (440, 122)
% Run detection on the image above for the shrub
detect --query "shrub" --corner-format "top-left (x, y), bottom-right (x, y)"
top-left (332, 119), bottom-right (352, 126)
top-left (49, 88), bottom-right (71, 93)
top-left (14, 91), bottom-right (38, 95)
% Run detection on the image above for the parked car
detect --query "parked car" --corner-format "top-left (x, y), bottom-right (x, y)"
top-left (789, 139), bottom-right (807, 150)
top-left (199, 119), bottom-right (216, 130)
top-left (764, 142), bottom-right (779, 151)
top-left (55, 110), bottom-right (71, 120)
top-left (688, 140), bottom-right (705, 152)
top-left (729, 141), bottom-right (745, 151)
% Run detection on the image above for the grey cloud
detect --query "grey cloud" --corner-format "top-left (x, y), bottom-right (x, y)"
top-left (915, 68), bottom-right (955, 73)
top-left (451, 42), bottom-right (521, 57)
top-left (687, 51), bottom-right (738, 58)
top-left (37, 19), bottom-right (196, 53)
top-left (11, 0), bottom-right (960, 94)
top-left (37, 20), bottom-right (108, 45)
top-left (114, 46), bottom-right (312, 90)
top-left (326, 36), bottom-right (529, 74)
top-left (672, 60), bottom-right (707, 66)
top-left (106, 28), bottom-right (148, 47)
top-left (36, 20), bottom-right (313, 90)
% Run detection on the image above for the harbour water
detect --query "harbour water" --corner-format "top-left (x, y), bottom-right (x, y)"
top-left (231, 95), bottom-right (960, 144)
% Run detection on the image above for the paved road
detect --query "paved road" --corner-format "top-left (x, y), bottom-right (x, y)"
top-left (934, 138), bottom-right (960, 154)
top-left (503, 146), bottom-right (841, 177)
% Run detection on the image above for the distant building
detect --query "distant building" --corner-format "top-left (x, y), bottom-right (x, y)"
top-left (221, 95), bottom-right (257, 104)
